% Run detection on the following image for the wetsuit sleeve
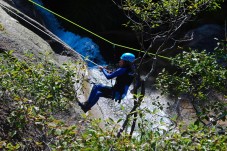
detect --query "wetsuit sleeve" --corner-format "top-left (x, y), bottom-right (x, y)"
top-left (102, 68), bottom-right (127, 79)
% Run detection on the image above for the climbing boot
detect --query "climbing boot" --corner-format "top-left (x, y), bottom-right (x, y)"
top-left (78, 101), bottom-right (90, 113)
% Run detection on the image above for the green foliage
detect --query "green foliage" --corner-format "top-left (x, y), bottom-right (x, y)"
top-left (0, 51), bottom-right (86, 150)
top-left (0, 51), bottom-right (78, 112)
top-left (120, 0), bottom-right (224, 30)
top-left (157, 48), bottom-right (227, 100)
top-left (49, 115), bottom-right (227, 151)
top-left (158, 124), bottom-right (227, 151)
top-left (0, 50), bottom-right (226, 150)
top-left (156, 45), bottom-right (227, 125)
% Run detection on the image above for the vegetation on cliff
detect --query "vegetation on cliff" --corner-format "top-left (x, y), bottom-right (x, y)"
top-left (0, 0), bottom-right (227, 150)
top-left (0, 51), bottom-right (86, 150)
top-left (0, 50), bottom-right (226, 150)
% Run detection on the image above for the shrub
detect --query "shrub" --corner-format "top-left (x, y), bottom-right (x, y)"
top-left (0, 50), bottom-right (86, 150)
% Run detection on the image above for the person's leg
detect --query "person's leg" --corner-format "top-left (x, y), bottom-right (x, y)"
top-left (86, 84), bottom-right (111, 108)
top-left (78, 84), bottom-right (102, 113)
top-left (78, 84), bottom-right (112, 112)
top-left (86, 91), bottom-right (102, 109)
top-left (86, 84), bottom-right (102, 104)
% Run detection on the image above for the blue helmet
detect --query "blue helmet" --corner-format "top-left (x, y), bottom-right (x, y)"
top-left (120, 53), bottom-right (135, 63)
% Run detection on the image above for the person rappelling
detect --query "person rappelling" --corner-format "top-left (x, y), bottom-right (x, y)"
top-left (78, 53), bottom-right (136, 113)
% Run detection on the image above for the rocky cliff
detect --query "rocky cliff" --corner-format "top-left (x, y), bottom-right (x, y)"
top-left (0, 0), bottom-right (89, 121)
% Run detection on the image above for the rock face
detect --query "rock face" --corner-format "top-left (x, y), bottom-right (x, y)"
top-left (0, 0), bottom-right (109, 121)
top-left (185, 24), bottom-right (225, 52)
top-left (0, 0), bottom-right (78, 57)
top-left (0, 3), bottom-right (51, 56)
top-left (0, 0), bottom-right (89, 117)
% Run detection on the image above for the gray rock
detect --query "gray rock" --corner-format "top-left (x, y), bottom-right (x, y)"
top-left (0, 0), bottom-right (90, 121)
top-left (185, 24), bottom-right (224, 51)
